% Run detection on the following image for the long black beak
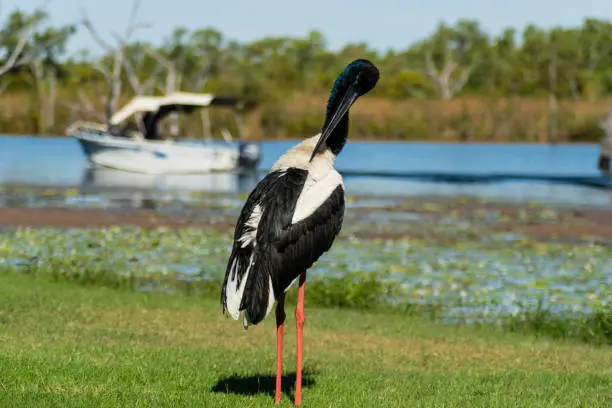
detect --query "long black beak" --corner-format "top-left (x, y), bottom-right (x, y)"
top-left (309, 85), bottom-right (359, 162)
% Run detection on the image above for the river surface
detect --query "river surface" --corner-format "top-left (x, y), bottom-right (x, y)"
top-left (1, 135), bottom-right (611, 207)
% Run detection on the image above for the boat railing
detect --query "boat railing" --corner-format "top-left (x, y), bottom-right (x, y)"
top-left (221, 128), bottom-right (234, 143)
top-left (66, 121), bottom-right (108, 136)
top-left (66, 121), bottom-right (144, 140)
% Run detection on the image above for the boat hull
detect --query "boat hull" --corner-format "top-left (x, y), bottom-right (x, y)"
top-left (73, 133), bottom-right (248, 174)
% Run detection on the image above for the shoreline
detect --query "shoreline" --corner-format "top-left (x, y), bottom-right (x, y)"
top-left (0, 133), bottom-right (602, 146)
top-left (2, 198), bottom-right (612, 242)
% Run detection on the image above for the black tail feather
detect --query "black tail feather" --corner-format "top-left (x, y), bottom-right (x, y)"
top-left (240, 256), bottom-right (274, 325)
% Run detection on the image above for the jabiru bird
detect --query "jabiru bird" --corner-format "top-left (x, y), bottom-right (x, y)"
top-left (221, 58), bottom-right (379, 406)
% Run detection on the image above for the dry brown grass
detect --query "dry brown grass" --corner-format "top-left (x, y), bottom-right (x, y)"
top-left (1, 90), bottom-right (611, 142)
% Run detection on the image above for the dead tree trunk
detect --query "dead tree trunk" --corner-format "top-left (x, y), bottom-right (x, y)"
top-left (423, 44), bottom-right (473, 100)
top-left (31, 60), bottom-right (57, 133)
top-left (548, 48), bottom-right (558, 144)
top-left (81, 0), bottom-right (149, 125)
top-left (122, 56), bottom-right (161, 135)
top-left (195, 66), bottom-right (210, 139)
top-left (147, 49), bottom-right (184, 138)
top-left (0, 0), bottom-right (51, 91)
top-left (0, 12), bottom-right (41, 76)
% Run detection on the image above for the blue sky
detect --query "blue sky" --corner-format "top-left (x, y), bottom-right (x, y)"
top-left (3, 0), bottom-right (612, 55)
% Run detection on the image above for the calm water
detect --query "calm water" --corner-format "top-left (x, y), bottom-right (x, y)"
top-left (1, 135), bottom-right (611, 207)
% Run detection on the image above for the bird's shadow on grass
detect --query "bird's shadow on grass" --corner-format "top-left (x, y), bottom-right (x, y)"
top-left (211, 370), bottom-right (316, 400)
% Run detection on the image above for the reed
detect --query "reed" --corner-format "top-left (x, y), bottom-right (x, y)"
top-left (1, 90), bottom-right (610, 142)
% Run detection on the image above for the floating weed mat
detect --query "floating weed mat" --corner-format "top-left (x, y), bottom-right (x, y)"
top-left (1, 227), bottom-right (611, 344)
top-left (0, 227), bottom-right (229, 294)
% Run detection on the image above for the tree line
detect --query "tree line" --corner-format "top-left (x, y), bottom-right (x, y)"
top-left (1, 1), bottom-right (611, 142)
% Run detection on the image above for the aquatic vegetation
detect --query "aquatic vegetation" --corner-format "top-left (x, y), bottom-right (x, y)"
top-left (1, 226), bottom-right (611, 334)
top-left (504, 300), bottom-right (612, 345)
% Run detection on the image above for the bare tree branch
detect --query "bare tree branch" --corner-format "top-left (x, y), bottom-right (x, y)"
top-left (62, 88), bottom-right (106, 122)
top-left (78, 89), bottom-right (101, 115)
top-left (122, 55), bottom-right (160, 95)
top-left (121, 57), bottom-right (140, 93)
top-left (422, 41), bottom-right (474, 100)
top-left (145, 46), bottom-right (187, 136)
top-left (81, 0), bottom-right (149, 51)
top-left (141, 72), bottom-right (159, 93)
top-left (0, 31), bottom-right (33, 75)
top-left (548, 46), bottom-right (558, 144)
top-left (91, 61), bottom-right (111, 83)
top-left (31, 58), bottom-right (57, 132)
top-left (452, 66), bottom-right (473, 95)
top-left (125, 0), bottom-right (147, 38)
top-left (195, 65), bottom-right (210, 91)
top-left (80, 0), bottom-right (150, 124)
top-left (80, 14), bottom-right (112, 52)
top-left (145, 46), bottom-right (173, 69)
top-left (0, 0), bottom-right (52, 76)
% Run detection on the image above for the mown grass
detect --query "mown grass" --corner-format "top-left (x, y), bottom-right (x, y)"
top-left (0, 273), bottom-right (611, 407)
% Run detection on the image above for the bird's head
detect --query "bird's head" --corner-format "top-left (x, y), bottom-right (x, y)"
top-left (341, 58), bottom-right (380, 97)
top-left (310, 59), bottom-right (380, 161)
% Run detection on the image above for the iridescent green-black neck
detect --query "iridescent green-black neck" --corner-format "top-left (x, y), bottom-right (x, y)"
top-left (321, 59), bottom-right (380, 156)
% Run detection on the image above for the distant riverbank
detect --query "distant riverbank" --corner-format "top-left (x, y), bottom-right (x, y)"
top-left (1, 91), bottom-right (610, 143)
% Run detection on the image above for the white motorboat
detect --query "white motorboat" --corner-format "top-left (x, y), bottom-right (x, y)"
top-left (66, 92), bottom-right (261, 174)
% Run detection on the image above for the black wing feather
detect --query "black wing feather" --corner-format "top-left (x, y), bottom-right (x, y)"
top-left (221, 170), bottom-right (287, 309)
top-left (221, 168), bottom-right (345, 325)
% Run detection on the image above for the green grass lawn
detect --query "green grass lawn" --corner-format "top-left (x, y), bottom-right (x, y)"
top-left (0, 273), bottom-right (611, 407)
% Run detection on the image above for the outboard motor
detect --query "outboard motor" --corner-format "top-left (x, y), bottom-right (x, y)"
top-left (599, 153), bottom-right (610, 174)
top-left (238, 141), bottom-right (261, 170)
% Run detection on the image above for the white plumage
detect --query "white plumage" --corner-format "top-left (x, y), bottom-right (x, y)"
top-left (271, 134), bottom-right (344, 224)
top-left (238, 204), bottom-right (262, 248)
top-left (226, 203), bottom-right (263, 320)
top-left (292, 169), bottom-right (343, 224)
top-left (224, 256), bottom-right (248, 319)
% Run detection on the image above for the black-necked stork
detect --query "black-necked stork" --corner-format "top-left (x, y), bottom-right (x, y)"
top-left (221, 59), bottom-right (379, 406)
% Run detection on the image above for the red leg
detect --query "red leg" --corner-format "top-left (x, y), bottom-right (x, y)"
top-left (274, 295), bottom-right (286, 405)
top-left (294, 272), bottom-right (306, 406)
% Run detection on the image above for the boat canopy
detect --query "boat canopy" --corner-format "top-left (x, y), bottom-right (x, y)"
top-left (109, 92), bottom-right (241, 126)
